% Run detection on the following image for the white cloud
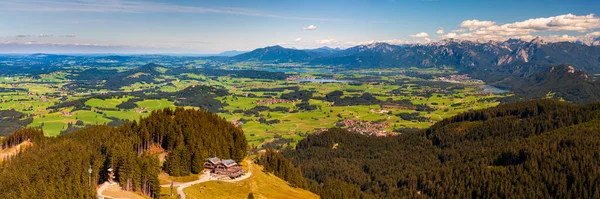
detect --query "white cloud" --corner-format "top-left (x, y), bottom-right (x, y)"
top-left (443, 13), bottom-right (600, 43)
top-left (372, 39), bottom-right (407, 45)
top-left (477, 14), bottom-right (600, 36)
top-left (410, 32), bottom-right (429, 38)
top-left (354, 39), bottom-right (408, 45)
top-left (452, 28), bottom-right (468, 33)
top-left (294, 38), bottom-right (302, 42)
top-left (459, 20), bottom-right (496, 30)
top-left (302, 25), bottom-right (317, 30)
top-left (281, 38), bottom-right (409, 49)
top-left (587, 32), bottom-right (600, 37)
top-left (315, 39), bottom-right (335, 45)
top-left (445, 33), bottom-right (457, 38)
top-left (436, 28), bottom-right (444, 34)
top-left (15, 34), bottom-right (67, 38)
top-left (546, 34), bottom-right (579, 42)
top-left (15, 34), bottom-right (71, 38)
top-left (506, 13), bottom-right (600, 32)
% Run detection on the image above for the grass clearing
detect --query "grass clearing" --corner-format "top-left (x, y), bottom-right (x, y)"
top-left (85, 97), bottom-right (132, 109)
top-left (136, 99), bottom-right (175, 111)
top-left (159, 173), bottom-right (202, 184)
top-left (184, 163), bottom-right (319, 199)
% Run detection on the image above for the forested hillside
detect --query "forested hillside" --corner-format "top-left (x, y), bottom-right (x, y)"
top-left (277, 99), bottom-right (600, 198)
top-left (499, 64), bottom-right (600, 104)
top-left (0, 110), bottom-right (33, 136)
top-left (0, 108), bottom-right (247, 198)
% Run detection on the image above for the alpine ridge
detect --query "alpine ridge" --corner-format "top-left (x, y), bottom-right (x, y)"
top-left (232, 38), bottom-right (600, 83)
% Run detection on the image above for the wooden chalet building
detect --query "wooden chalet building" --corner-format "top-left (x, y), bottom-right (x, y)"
top-left (203, 157), bottom-right (244, 178)
top-left (204, 157), bottom-right (221, 170)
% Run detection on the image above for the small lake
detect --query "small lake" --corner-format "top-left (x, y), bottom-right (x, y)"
top-left (246, 67), bottom-right (335, 74)
top-left (297, 79), bottom-right (353, 83)
top-left (480, 85), bottom-right (509, 94)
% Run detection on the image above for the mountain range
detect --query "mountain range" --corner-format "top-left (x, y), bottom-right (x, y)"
top-left (216, 50), bottom-right (249, 57)
top-left (231, 37), bottom-right (600, 83)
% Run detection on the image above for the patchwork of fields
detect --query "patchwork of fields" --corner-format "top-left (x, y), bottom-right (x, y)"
top-left (0, 66), bottom-right (506, 148)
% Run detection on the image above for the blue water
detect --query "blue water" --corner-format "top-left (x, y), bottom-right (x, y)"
top-left (297, 79), bottom-right (352, 83)
top-left (480, 85), bottom-right (509, 94)
top-left (245, 67), bottom-right (334, 74)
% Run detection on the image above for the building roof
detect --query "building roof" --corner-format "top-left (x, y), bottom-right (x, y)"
top-left (206, 157), bottom-right (221, 164)
top-left (221, 159), bottom-right (238, 167)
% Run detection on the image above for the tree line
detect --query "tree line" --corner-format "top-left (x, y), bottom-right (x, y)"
top-left (257, 148), bottom-right (307, 188)
top-left (264, 99), bottom-right (600, 198)
top-left (0, 107), bottom-right (248, 198)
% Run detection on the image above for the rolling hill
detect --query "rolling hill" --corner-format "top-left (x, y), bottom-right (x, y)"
top-left (281, 99), bottom-right (600, 198)
top-left (231, 45), bottom-right (321, 63)
top-left (499, 64), bottom-right (600, 104)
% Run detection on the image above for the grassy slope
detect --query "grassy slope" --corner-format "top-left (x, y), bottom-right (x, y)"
top-left (158, 172), bottom-right (202, 185)
top-left (183, 163), bottom-right (319, 199)
top-left (101, 185), bottom-right (151, 199)
top-left (85, 97), bottom-right (132, 109)
top-left (0, 140), bottom-right (32, 162)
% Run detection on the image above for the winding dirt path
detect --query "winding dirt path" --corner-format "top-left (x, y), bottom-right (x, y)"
top-left (97, 161), bottom-right (253, 199)
top-left (161, 160), bottom-right (254, 199)
top-left (96, 182), bottom-right (110, 199)
top-left (97, 182), bottom-right (145, 199)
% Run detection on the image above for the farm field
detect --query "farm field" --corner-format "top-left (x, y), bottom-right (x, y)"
top-left (0, 64), bottom-right (508, 147)
top-left (4, 3), bottom-right (600, 199)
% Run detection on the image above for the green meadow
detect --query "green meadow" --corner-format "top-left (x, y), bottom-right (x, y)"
top-left (1, 68), bottom-right (507, 145)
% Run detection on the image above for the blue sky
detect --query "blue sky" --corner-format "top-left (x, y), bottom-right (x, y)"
top-left (0, 0), bottom-right (599, 53)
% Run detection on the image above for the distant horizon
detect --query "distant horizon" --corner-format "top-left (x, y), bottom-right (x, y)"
top-left (0, 36), bottom-right (596, 55)
top-left (1, 0), bottom-right (599, 53)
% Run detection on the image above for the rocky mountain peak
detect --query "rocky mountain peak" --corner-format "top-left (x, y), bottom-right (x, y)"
top-left (550, 64), bottom-right (578, 74)
top-left (529, 37), bottom-right (546, 45)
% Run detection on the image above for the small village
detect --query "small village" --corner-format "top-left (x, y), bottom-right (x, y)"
top-left (255, 98), bottom-right (294, 105)
top-left (335, 119), bottom-right (391, 136)
top-left (438, 74), bottom-right (484, 84)
top-left (230, 119), bottom-right (244, 128)
top-left (285, 75), bottom-right (316, 81)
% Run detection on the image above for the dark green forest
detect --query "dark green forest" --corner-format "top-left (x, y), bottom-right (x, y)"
top-left (257, 148), bottom-right (307, 188)
top-left (259, 99), bottom-right (600, 198)
top-left (6, 97), bottom-right (600, 198)
top-left (0, 110), bottom-right (33, 136)
top-left (0, 108), bottom-right (247, 199)
top-left (499, 64), bottom-right (600, 104)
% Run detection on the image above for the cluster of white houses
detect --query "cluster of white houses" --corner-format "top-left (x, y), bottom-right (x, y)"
top-left (203, 157), bottom-right (245, 178)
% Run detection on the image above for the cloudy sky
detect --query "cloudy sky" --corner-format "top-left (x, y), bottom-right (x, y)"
top-left (1, 0), bottom-right (599, 53)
